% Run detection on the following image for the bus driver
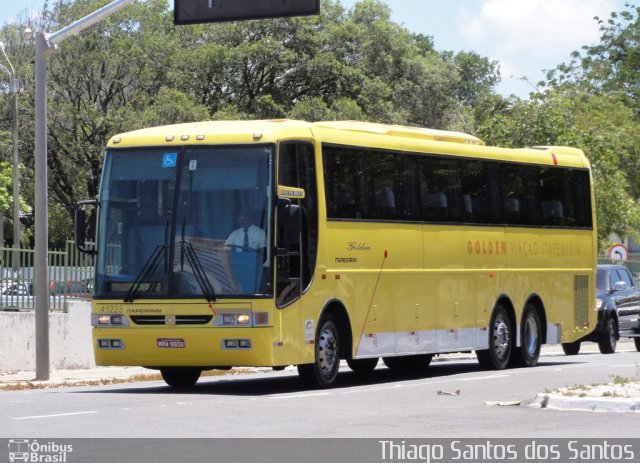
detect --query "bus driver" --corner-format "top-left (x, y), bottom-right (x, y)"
top-left (225, 210), bottom-right (266, 252)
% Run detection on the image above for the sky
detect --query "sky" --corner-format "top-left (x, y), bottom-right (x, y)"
top-left (0, 0), bottom-right (628, 98)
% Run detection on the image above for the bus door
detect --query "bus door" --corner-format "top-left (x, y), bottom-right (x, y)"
top-left (275, 142), bottom-right (319, 364)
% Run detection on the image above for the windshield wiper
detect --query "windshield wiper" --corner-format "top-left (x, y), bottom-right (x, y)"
top-left (124, 244), bottom-right (166, 303)
top-left (180, 240), bottom-right (216, 302)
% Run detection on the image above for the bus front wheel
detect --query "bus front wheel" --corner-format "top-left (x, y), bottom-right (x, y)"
top-left (298, 315), bottom-right (341, 388)
top-left (477, 305), bottom-right (513, 370)
top-left (160, 367), bottom-right (201, 388)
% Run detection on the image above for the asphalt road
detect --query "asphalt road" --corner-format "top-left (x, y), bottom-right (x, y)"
top-left (2, 345), bottom-right (639, 439)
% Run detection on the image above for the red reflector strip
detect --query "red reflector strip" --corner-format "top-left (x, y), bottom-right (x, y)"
top-left (273, 341), bottom-right (284, 347)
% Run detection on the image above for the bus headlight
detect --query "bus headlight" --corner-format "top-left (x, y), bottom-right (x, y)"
top-left (219, 313), bottom-right (252, 326)
top-left (236, 314), bottom-right (251, 325)
top-left (92, 314), bottom-right (129, 327)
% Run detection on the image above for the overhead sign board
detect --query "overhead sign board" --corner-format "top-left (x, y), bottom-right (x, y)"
top-left (174, 0), bottom-right (320, 25)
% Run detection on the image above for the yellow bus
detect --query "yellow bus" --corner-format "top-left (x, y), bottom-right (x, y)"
top-left (76, 119), bottom-right (597, 388)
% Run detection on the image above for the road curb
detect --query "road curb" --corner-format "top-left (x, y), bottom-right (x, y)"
top-left (532, 392), bottom-right (640, 412)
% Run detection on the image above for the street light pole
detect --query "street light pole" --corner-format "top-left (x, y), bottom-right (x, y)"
top-left (0, 42), bottom-right (21, 272)
top-left (34, 31), bottom-right (49, 380)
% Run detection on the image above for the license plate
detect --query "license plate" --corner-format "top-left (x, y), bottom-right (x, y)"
top-left (157, 338), bottom-right (185, 348)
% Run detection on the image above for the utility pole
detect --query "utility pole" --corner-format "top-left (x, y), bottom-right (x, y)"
top-left (33, 0), bottom-right (134, 381)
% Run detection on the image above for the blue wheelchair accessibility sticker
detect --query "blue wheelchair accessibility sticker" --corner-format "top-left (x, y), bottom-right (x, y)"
top-left (162, 153), bottom-right (177, 168)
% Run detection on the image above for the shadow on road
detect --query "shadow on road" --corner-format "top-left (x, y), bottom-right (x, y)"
top-left (74, 356), bottom-right (580, 396)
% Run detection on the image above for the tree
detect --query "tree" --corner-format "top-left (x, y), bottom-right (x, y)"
top-left (479, 89), bottom-right (640, 248)
top-left (0, 0), bottom-right (503, 245)
top-left (547, 5), bottom-right (640, 112)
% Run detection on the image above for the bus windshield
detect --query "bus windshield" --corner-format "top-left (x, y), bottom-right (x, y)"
top-left (95, 145), bottom-right (274, 299)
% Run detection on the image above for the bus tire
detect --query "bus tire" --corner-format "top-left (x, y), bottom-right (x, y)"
top-left (160, 367), bottom-right (201, 388)
top-left (476, 305), bottom-right (512, 370)
top-left (598, 317), bottom-right (617, 354)
top-left (346, 357), bottom-right (379, 373)
top-left (297, 315), bottom-right (340, 388)
top-left (513, 305), bottom-right (541, 367)
top-left (382, 354), bottom-right (433, 371)
top-left (561, 341), bottom-right (581, 355)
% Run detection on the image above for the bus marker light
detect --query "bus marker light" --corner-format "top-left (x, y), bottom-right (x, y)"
top-left (165, 135), bottom-right (175, 141)
top-left (196, 135), bottom-right (205, 141)
top-left (236, 314), bottom-right (251, 325)
top-left (181, 135), bottom-right (190, 141)
top-left (253, 132), bottom-right (262, 141)
top-left (254, 312), bottom-right (268, 325)
top-left (98, 315), bottom-right (111, 325)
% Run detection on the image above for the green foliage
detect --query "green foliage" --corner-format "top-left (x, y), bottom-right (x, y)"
top-left (483, 2), bottom-right (640, 248)
top-left (479, 90), bottom-right (640, 248)
top-left (0, 0), bottom-right (504, 245)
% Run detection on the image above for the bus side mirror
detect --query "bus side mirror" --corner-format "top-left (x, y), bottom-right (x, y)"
top-left (276, 198), bottom-right (301, 255)
top-left (75, 200), bottom-right (98, 256)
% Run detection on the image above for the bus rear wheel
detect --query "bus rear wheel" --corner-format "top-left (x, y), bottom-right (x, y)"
top-left (160, 367), bottom-right (201, 388)
top-left (297, 315), bottom-right (340, 388)
top-left (477, 305), bottom-right (512, 370)
top-left (513, 305), bottom-right (541, 367)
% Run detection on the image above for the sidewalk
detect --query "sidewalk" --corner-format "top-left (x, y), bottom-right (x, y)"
top-left (1, 342), bottom-right (639, 413)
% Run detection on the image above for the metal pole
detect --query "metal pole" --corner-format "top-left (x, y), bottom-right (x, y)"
top-left (34, 32), bottom-right (49, 381)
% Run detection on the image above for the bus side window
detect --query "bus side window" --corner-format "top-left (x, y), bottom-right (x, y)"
top-left (422, 191), bottom-right (448, 221)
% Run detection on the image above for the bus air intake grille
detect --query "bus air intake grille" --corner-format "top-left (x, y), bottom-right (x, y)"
top-left (130, 315), bottom-right (214, 325)
top-left (573, 275), bottom-right (589, 327)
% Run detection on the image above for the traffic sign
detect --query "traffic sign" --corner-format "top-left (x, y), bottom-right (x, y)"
top-left (607, 243), bottom-right (628, 262)
top-left (174, 0), bottom-right (320, 25)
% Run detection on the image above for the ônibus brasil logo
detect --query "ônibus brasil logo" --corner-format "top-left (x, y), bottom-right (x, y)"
top-left (8, 440), bottom-right (73, 463)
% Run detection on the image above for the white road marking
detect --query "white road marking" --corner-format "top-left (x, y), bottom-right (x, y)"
top-left (13, 410), bottom-right (98, 420)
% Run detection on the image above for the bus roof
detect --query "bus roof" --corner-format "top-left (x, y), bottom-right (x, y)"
top-left (311, 121), bottom-right (485, 145)
top-left (107, 119), bottom-right (589, 169)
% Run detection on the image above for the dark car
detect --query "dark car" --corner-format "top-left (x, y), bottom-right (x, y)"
top-left (563, 264), bottom-right (640, 355)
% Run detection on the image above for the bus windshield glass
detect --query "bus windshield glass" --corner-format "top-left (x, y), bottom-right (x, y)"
top-left (95, 145), bottom-right (274, 299)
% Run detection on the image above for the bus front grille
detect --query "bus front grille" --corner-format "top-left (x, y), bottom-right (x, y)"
top-left (130, 315), bottom-right (213, 325)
